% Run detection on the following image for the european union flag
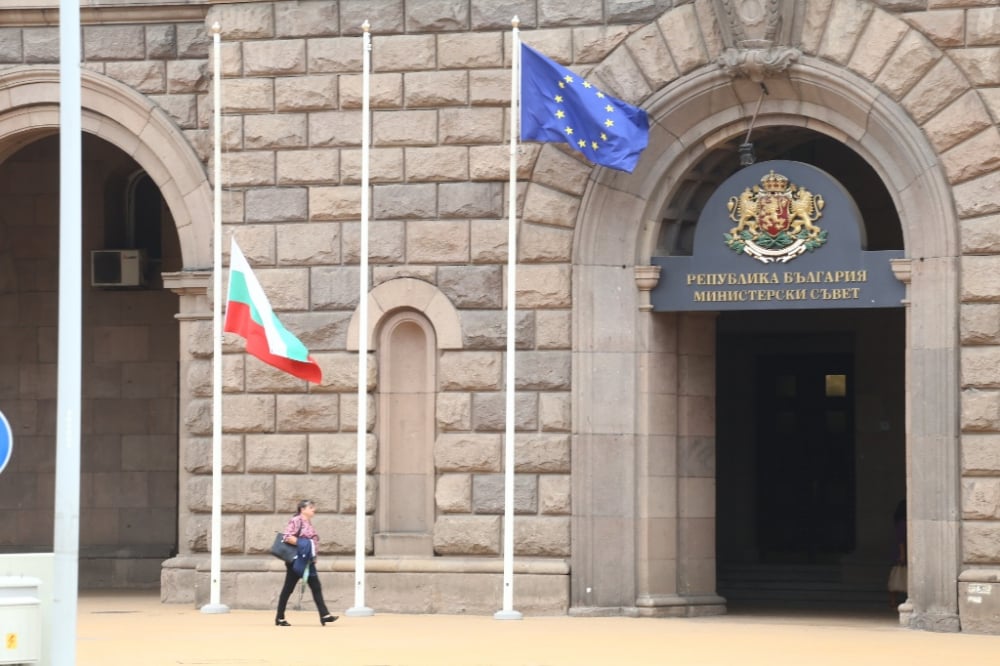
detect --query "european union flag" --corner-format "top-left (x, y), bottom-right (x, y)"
top-left (520, 43), bottom-right (649, 173)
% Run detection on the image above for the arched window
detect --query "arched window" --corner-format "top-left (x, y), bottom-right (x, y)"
top-left (125, 171), bottom-right (164, 262)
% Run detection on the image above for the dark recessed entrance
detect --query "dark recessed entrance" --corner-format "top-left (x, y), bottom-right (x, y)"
top-left (716, 308), bottom-right (904, 610)
top-left (657, 127), bottom-right (909, 611)
top-left (754, 346), bottom-right (855, 561)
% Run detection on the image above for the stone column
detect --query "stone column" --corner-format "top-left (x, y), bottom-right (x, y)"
top-left (632, 268), bottom-right (724, 617)
top-left (675, 312), bottom-right (724, 614)
top-left (163, 271), bottom-right (212, 559)
top-left (633, 310), bottom-right (681, 615)
top-left (570, 263), bottom-right (639, 614)
top-left (893, 257), bottom-right (961, 631)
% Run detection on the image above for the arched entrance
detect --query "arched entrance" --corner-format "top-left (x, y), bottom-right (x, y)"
top-left (570, 58), bottom-right (959, 630)
top-left (0, 67), bottom-right (212, 268)
top-left (652, 129), bottom-right (909, 610)
top-left (0, 66), bottom-right (213, 588)
top-left (0, 130), bottom-right (183, 586)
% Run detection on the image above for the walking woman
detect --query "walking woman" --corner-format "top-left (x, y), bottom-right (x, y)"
top-left (275, 499), bottom-right (338, 626)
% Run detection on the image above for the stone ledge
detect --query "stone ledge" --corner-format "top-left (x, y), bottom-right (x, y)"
top-left (960, 567), bottom-right (1000, 582)
top-left (163, 554), bottom-right (569, 575)
top-left (162, 555), bottom-right (570, 614)
top-left (570, 595), bottom-right (727, 618)
top-left (1, 5), bottom-right (206, 28)
top-left (81, 545), bottom-right (175, 558)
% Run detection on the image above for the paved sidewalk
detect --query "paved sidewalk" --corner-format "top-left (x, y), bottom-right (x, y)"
top-left (75, 592), bottom-right (1000, 666)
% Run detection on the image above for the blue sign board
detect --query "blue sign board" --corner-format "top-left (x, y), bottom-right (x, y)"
top-left (0, 409), bottom-right (10, 475)
top-left (650, 160), bottom-right (905, 311)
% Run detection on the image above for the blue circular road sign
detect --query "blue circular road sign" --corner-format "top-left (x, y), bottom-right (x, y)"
top-left (0, 409), bottom-right (11, 475)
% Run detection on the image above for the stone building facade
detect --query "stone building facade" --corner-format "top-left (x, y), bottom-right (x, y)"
top-left (2, 0), bottom-right (1000, 633)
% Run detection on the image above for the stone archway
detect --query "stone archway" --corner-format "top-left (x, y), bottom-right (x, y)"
top-left (0, 66), bottom-right (213, 269)
top-left (0, 64), bottom-right (216, 594)
top-left (347, 277), bottom-right (463, 351)
top-left (565, 4), bottom-right (963, 629)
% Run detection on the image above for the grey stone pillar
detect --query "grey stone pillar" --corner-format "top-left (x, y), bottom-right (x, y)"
top-left (634, 311), bottom-right (680, 615)
top-left (633, 311), bottom-right (725, 617)
top-left (163, 271), bottom-right (212, 559)
top-left (632, 270), bottom-right (725, 617)
top-left (675, 312), bottom-right (725, 614)
top-left (893, 258), bottom-right (961, 631)
top-left (571, 263), bottom-right (638, 614)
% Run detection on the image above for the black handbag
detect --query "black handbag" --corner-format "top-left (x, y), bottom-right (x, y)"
top-left (270, 522), bottom-right (301, 563)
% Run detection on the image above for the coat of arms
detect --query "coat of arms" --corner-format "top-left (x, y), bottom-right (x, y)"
top-left (724, 170), bottom-right (827, 263)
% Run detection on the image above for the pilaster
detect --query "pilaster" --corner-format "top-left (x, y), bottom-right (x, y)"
top-left (164, 270), bottom-right (212, 559)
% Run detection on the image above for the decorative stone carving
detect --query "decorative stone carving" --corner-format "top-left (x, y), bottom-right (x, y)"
top-left (890, 258), bottom-right (912, 306)
top-left (713, 0), bottom-right (801, 82)
top-left (890, 258), bottom-right (913, 285)
top-left (718, 46), bottom-right (800, 83)
top-left (635, 265), bottom-right (661, 312)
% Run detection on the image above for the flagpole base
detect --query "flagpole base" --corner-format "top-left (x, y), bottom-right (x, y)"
top-left (346, 606), bottom-right (374, 617)
top-left (200, 603), bottom-right (230, 614)
top-left (493, 609), bottom-right (523, 620)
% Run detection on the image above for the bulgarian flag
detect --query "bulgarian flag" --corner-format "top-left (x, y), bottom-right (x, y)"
top-left (224, 238), bottom-right (322, 383)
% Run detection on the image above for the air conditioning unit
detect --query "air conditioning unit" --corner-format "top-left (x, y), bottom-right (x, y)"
top-left (91, 249), bottom-right (145, 287)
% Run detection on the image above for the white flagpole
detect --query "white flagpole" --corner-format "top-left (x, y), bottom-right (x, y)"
top-left (201, 21), bottom-right (229, 614)
top-left (495, 16), bottom-right (523, 621)
top-left (347, 19), bottom-right (374, 618)
top-left (53, 0), bottom-right (83, 659)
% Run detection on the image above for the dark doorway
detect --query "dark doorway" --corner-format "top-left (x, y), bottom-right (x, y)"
top-left (755, 349), bottom-right (855, 561)
top-left (716, 309), bottom-right (904, 610)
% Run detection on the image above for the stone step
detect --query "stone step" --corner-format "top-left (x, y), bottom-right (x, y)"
top-left (718, 564), bottom-right (892, 607)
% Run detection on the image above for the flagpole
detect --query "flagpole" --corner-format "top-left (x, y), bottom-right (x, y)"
top-left (495, 15), bottom-right (523, 621)
top-left (202, 20), bottom-right (229, 614)
top-left (53, 0), bottom-right (82, 659)
top-left (347, 19), bottom-right (374, 618)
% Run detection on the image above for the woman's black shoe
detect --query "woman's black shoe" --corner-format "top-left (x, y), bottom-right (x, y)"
top-left (320, 614), bottom-right (338, 626)
top-left (275, 618), bottom-right (291, 626)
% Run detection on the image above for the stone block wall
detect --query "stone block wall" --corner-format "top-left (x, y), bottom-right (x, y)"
top-left (148, 0), bottom-right (611, 563)
top-left (889, 2), bottom-right (1000, 600)
top-left (0, 15), bottom-right (211, 147)
top-left (5, 0), bottom-right (1000, 618)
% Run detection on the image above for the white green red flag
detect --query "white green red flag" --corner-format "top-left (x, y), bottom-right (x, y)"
top-left (224, 238), bottom-right (322, 383)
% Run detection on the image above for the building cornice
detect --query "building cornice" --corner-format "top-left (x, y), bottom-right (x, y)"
top-left (1, 2), bottom-right (208, 27)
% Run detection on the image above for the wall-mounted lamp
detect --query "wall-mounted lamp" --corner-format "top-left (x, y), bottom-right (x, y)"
top-left (739, 83), bottom-right (768, 168)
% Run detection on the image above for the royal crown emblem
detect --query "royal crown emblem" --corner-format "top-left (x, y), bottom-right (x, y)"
top-left (724, 170), bottom-right (827, 263)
